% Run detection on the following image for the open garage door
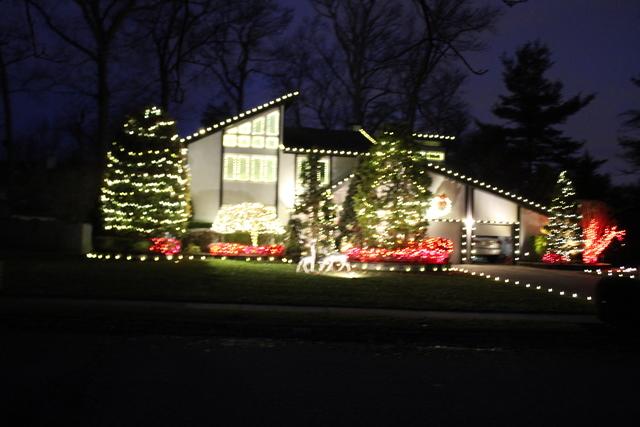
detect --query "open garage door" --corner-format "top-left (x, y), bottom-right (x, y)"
top-left (472, 224), bottom-right (514, 263)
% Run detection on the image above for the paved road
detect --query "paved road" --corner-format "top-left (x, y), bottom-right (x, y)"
top-left (0, 296), bottom-right (599, 324)
top-left (1, 327), bottom-right (639, 427)
top-left (456, 264), bottom-right (600, 299)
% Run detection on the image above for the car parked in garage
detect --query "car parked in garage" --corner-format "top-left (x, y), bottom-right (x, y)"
top-left (472, 235), bottom-right (503, 262)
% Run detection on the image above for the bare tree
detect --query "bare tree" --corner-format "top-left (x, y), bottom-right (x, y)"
top-left (26, 0), bottom-right (140, 157)
top-left (310, 0), bottom-right (404, 129)
top-left (393, 0), bottom-right (498, 131)
top-left (134, 0), bottom-right (224, 112)
top-left (0, 0), bottom-right (39, 169)
top-left (195, 0), bottom-right (292, 116)
top-left (268, 20), bottom-right (343, 129)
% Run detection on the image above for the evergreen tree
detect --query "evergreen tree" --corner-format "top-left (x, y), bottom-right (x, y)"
top-left (544, 170), bottom-right (582, 262)
top-left (337, 172), bottom-right (362, 247)
top-left (283, 217), bottom-right (303, 261)
top-left (493, 42), bottom-right (594, 172)
top-left (353, 131), bottom-right (432, 247)
top-left (294, 153), bottom-right (337, 252)
top-left (460, 41), bottom-right (595, 200)
top-left (101, 106), bottom-right (190, 237)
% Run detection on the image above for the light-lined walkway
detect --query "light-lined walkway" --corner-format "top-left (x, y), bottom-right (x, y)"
top-left (455, 264), bottom-right (600, 299)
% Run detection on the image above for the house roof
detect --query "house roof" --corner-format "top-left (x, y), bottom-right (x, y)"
top-left (282, 127), bottom-right (373, 155)
top-left (180, 91), bottom-right (299, 143)
top-left (180, 91), bottom-right (548, 214)
top-left (422, 162), bottom-right (550, 214)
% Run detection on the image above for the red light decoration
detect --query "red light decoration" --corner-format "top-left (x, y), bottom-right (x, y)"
top-left (542, 252), bottom-right (569, 264)
top-left (208, 242), bottom-right (285, 257)
top-left (345, 237), bottom-right (454, 265)
top-left (580, 201), bottom-right (626, 265)
top-left (582, 219), bottom-right (625, 264)
top-left (149, 237), bottom-right (182, 255)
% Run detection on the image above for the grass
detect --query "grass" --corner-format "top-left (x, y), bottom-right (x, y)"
top-left (1, 255), bottom-right (595, 314)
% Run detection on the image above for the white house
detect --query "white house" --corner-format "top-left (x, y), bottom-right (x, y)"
top-left (186, 92), bottom-right (548, 264)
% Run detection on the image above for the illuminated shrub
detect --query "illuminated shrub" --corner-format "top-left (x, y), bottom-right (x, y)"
top-left (149, 237), bottom-right (182, 255)
top-left (345, 237), bottom-right (454, 264)
top-left (208, 242), bottom-right (285, 257)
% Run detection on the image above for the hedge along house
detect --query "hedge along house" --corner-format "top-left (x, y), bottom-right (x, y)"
top-left (186, 92), bottom-right (549, 264)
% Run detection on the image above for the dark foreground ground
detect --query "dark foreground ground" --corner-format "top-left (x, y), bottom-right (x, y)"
top-left (2, 311), bottom-right (640, 427)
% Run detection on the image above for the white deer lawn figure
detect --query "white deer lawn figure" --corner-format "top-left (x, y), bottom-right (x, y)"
top-left (318, 253), bottom-right (351, 272)
top-left (296, 241), bottom-right (317, 273)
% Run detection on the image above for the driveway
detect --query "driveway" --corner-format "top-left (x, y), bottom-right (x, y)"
top-left (455, 264), bottom-right (600, 300)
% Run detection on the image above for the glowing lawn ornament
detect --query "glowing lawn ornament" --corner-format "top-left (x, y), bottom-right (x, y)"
top-left (296, 242), bottom-right (317, 273)
top-left (318, 253), bottom-right (352, 272)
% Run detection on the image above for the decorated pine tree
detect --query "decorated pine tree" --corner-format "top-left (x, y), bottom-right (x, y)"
top-left (353, 132), bottom-right (432, 247)
top-left (101, 106), bottom-right (190, 237)
top-left (337, 172), bottom-right (362, 247)
top-left (294, 153), bottom-right (337, 252)
top-left (543, 170), bottom-right (582, 262)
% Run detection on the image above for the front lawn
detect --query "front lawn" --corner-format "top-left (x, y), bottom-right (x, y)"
top-left (1, 256), bottom-right (594, 314)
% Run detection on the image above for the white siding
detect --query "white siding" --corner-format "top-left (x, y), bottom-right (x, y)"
top-left (473, 188), bottom-right (518, 222)
top-left (427, 171), bottom-right (466, 219)
top-left (520, 207), bottom-right (548, 256)
top-left (331, 156), bottom-right (359, 182)
top-left (277, 151), bottom-right (296, 222)
top-left (188, 132), bottom-right (222, 223)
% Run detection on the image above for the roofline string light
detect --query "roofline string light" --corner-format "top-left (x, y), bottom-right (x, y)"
top-left (180, 91), bottom-right (300, 143)
top-left (182, 91), bottom-right (548, 214)
top-left (412, 132), bottom-right (456, 140)
top-left (427, 163), bottom-right (550, 213)
top-left (355, 132), bottom-right (548, 213)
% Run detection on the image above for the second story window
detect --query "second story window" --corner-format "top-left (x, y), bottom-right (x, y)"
top-left (223, 109), bottom-right (280, 150)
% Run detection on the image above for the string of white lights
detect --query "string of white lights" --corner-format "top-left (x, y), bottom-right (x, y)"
top-left (449, 267), bottom-right (593, 302)
top-left (583, 266), bottom-right (637, 279)
top-left (181, 91), bottom-right (300, 143)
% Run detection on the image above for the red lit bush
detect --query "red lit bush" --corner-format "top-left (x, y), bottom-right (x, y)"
top-left (208, 242), bottom-right (285, 257)
top-left (542, 252), bottom-right (569, 264)
top-left (581, 201), bottom-right (625, 264)
top-left (345, 237), bottom-right (454, 265)
top-left (149, 237), bottom-right (181, 255)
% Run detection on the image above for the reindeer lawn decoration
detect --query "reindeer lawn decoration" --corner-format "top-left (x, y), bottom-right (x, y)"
top-left (296, 241), bottom-right (317, 273)
top-left (318, 252), bottom-right (351, 272)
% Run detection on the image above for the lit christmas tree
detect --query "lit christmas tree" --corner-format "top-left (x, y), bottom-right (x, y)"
top-left (543, 170), bottom-right (582, 262)
top-left (294, 153), bottom-right (337, 253)
top-left (101, 106), bottom-right (190, 237)
top-left (354, 132), bottom-right (432, 247)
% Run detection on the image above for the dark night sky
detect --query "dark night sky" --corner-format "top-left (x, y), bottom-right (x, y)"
top-left (463, 0), bottom-right (640, 184)
top-left (275, 0), bottom-right (640, 183)
top-left (12, 0), bottom-right (640, 183)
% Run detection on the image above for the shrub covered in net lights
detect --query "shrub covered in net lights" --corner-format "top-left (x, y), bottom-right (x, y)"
top-left (345, 237), bottom-right (454, 264)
